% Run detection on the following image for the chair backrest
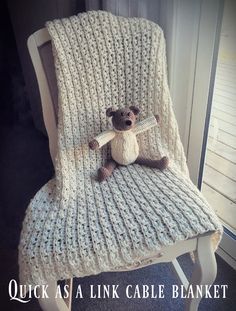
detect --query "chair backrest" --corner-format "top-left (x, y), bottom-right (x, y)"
top-left (27, 28), bottom-right (58, 166)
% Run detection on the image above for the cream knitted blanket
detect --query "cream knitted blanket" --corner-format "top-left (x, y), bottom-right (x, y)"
top-left (19, 11), bottom-right (222, 288)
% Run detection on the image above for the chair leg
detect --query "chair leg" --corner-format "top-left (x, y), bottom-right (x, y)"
top-left (185, 234), bottom-right (217, 311)
top-left (38, 279), bottom-right (69, 311)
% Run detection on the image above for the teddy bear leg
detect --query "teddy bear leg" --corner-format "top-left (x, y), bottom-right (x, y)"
top-left (135, 156), bottom-right (169, 170)
top-left (98, 160), bottom-right (118, 182)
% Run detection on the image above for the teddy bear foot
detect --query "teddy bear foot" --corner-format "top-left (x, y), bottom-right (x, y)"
top-left (135, 156), bottom-right (169, 170)
top-left (146, 156), bottom-right (169, 170)
top-left (98, 167), bottom-right (111, 182)
top-left (156, 156), bottom-right (169, 170)
top-left (98, 166), bottom-right (117, 182)
top-left (97, 160), bottom-right (118, 182)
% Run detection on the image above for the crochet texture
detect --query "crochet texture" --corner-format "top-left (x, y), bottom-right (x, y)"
top-left (19, 11), bottom-right (222, 288)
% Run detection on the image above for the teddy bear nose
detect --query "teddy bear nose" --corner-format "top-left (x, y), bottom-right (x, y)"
top-left (125, 120), bottom-right (132, 126)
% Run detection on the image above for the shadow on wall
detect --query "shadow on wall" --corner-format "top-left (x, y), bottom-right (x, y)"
top-left (6, 0), bottom-right (86, 132)
top-left (0, 1), bottom-right (32, 126)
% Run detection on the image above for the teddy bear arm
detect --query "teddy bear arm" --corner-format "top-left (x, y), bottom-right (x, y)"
top-left (89, 129), bottom-right (116, 150)
top-left (133, 114), bottom-right (158, 135)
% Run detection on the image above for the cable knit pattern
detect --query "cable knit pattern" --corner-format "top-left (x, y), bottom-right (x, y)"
top-left (19, 11), bottom-right (222, 288)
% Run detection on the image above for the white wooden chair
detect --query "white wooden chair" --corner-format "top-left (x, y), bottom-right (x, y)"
top-left (27, 28), bottom-right (217, 311)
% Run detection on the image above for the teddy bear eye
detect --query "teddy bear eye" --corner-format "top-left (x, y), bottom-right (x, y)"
top-left (121, 112), bottom-right (124, 116)
top-left (127, 112), bottom-right (131, 116)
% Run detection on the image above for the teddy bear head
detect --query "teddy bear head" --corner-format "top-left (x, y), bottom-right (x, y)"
top-left (106, 106), bottom-right (140, 131)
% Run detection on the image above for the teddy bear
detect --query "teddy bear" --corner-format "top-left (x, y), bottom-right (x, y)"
top-left (89, 106), bottom-right (169, 182)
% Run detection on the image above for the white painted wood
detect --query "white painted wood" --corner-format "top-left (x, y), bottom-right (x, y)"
top-left (218, 63), bottom-right (236, 70)
top-left (214, 102), bottom-right (236, 115)
top-left (159, 0), bottom-right (201, 153)
top-left (217, 77), bottom-right (236, 88)
top-left (215, 91), bottom-right (236, 103)
top-left (202, 183), bottom-right (236, 233)
top-left (221, 222), bottom-right (236, 238)
top-left (32, 28), bottom-right (51, 47)
top-left (215, 89), bottom-right (236, 101)
top-left (217, 246), bottom-right (236, 270)
top-left (220, 230), bottom-right (236, 259)
top-left (212, 108), bottom-right (236, 125)
top-left (217, 68), bottom-right (236, 78)
top-left (185, 234), bottom-right (217, 311)
top-left (204, 165), bottom-right (236, 202)
top-left (202, 0), bottom-right (236, 267)
top-left (217, 63), bottom-right (236, 70)
top-left (216, 85), bottom-right (236, 96)
top-left (208, 126), bottom-right (236, 149)
top-left (27, 29), bottom-right (57, 167)
top-left (215, 78), bottom-right (236, 89)
top-left (205, 150), bottom-right (236, 181)
top-left (210, 117), bottom-right (236, 136)
top-left (38, 280), bottom-right (69, 311)
top-left (111, 237), bottom-right (198, 272)
top-left (208, 137), bottom-right (236, 163)
top-left (171, 259), bottom-right (189, 290)
top-left (219, 63), bottom-right (236, 68)
top-left (187, 0), bottom-right (223, 185)
top-left (217, 215), bottom-right (236, 270)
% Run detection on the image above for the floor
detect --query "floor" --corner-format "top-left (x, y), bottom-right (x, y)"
top-left (1, 121), bottom-right (236, 311)
top-left (202, 61), bottom-right (236, 234)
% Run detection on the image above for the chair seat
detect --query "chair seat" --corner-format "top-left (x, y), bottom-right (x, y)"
top-left (20, 164), bottom-right (221, 286)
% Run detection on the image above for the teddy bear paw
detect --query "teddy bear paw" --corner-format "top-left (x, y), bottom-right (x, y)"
top-left (98, 167), bottom-right (110, 182)
top-left (89, 139), bottom-right (99, 150)
top-left (158, 156), bottom-right (169, 170)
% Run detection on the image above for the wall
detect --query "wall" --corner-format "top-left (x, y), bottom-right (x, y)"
top-left (158, 0), bottom-right (202, 152)
top-left (0, 1), bottom-right (31, 126)
top-left (7, 0), bottom-right (85, 132)
top-left (218, 0), bottom-right (236, 64)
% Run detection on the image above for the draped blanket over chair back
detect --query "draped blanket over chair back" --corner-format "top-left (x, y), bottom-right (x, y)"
top-left (19, 11), bottom-right (222, 288)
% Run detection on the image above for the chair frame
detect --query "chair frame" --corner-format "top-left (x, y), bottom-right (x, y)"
top-left (27, 28), bottom-right (217, 311)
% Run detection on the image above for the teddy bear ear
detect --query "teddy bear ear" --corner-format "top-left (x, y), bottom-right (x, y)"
top-left (106, 107), bottom-right (115, 117)
top-left (129, 106), bottom-right (140, 115)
